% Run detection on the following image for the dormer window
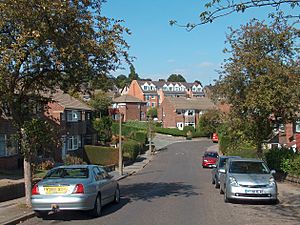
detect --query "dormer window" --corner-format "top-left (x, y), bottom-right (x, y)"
top-left (143, 85), bottom-right (149, 91)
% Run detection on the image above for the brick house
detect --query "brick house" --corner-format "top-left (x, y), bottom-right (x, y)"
top-left (158, 97), bottom-right (215, 130)
top-left (0, 117), bottom-right (19, 169)
top-left (127, 80), bottom-right (205, 109)
top-left (111, 94), bottom-right (147, 122)
top-left (45, 90), bottom-right (97, 161)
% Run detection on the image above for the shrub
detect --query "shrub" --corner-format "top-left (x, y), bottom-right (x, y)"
top-left (183, 126), bottom-right (195, 136)
top-left (154, 127), bottom-right (185, 136)
top-left (281, 153), bottom-right (300, 176)
top-left (84, 145), bottom-right (118, 166)
top-left (132, 130), bottom-right (148, 144)
top-left (37, 160), bottom-right (54, 170)
top-left (122, 139), bottom-right (141, 161)
top-left (264, 147), bottom-right (295, 172)
top-left (193, 129), bottom-right (208, 138)
top-left (64, 155), bottom-right (86, 165)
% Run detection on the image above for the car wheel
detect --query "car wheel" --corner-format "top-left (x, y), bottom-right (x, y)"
top-left (212, 178), bottom-right (215, 185)
top-left (114, 186), bottom-right (120, 204)
top-left (90, 194), bottom-right (102, 217)
top-left (270, 199), bottom-right (279, 205)
top-left (34, 210), bottom-right (48, 218)
top-left (215, 181), bottom-right (220, 189)
top-left (220, 186), bottom-right (224, 194)
top-left (224, 189), bottom-right (230, 203)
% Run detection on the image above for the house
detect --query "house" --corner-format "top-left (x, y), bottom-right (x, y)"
top-left (111, 94), bottom-right (147, 122)
top-left (0, 117), bottom-right (19, 169)
top-left (158, 97), bottom-right (215, 130)
top-left (127, 80), bottom-right (205, 109)
top-left (45, 90), bottom-right (97, 161)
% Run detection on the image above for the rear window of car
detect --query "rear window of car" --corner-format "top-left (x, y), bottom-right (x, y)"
top-left (229, 161), bottom-right (270, 174)
top-left (45, 168), bottom-right (89, 179)
top-left (204, 152), bottom-right (218, 158)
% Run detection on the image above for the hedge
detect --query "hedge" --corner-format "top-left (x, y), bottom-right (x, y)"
top-left (122, 139), bottom-right (143, 160)
top-left (84, 145), bottom-right (118, 166)
top-left (154, 127), bottom-right (185, 136)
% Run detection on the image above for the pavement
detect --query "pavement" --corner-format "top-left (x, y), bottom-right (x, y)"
top-left (0, 149), bottom-right (154, 225)
top-left (0, 135), bottom-right (299, 225)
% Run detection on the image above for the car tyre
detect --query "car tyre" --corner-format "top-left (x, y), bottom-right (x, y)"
top-left (91, 194), bottom-right (102, 218)
top-left (114, 186), bottom-right (120, 204)
top-left (212, 178), bottom-right (215, 185)
top-left (270, 199), bottom-right (279, 205)
top-left (224, 189), bottom-right (230, 203)
top-left (215, 181), bottom-right (220, 189)
top-left (34, 210), bottom-right (48, 219)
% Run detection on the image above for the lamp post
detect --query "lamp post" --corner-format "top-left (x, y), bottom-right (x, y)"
top-left (118, 113), bottom-right (123, 175)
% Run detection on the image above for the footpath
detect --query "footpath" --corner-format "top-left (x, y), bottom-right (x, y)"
top-left (0, 135), bottom-right (299, 224)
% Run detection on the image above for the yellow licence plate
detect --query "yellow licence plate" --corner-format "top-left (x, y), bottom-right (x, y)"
top-left (44, 186), bottom-right (68, 194)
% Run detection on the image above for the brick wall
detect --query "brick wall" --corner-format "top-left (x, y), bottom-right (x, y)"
top-left (118, 103), bottom-right (147, 122)
top-left (45, 102), bottom-right (64, 125)
top-left (158, 99), bottom-right (176, 128)
top-left (128, 80), bottom-right (144, 101)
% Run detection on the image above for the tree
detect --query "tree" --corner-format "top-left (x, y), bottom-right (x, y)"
top-left (0, 0), bottom-right (130, 206)
top-left (93, 116), bottom-right (113, 144)
top-left (128, 64), bottom-right (140, 82)
top-left (170, 0), bottom-right (300, 30)
top-left (115, 74), bottom-right (128, 88)
top-left (212, 19), bottom-right (300, 157)
top-left (89, 91), bottom-right (112, 118)
top-left (198, 109), bottom-right (222, 136)
top-left (167, 74), bottom-right (187, 82)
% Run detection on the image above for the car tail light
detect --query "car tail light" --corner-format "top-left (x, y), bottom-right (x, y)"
top-left (73, 184), bottom-right (84, 194)
top-left (32, 184), bottom-right (40, 195)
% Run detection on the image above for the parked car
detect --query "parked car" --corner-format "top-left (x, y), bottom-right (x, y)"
top-left (211, 156), bottom-right (241, 188)
top-left (31, 165), bottom-right (120, 218)
top-left (219, 158), bottom-right (278, 204)
top-left (202, 151), bottom-right (219, 168)
top-left (212, 133), bottom-right (218, 143)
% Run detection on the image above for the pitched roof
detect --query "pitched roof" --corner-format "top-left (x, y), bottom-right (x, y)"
top-left (50, 90), bottom-right (93, 110)
top-left (136, 80), bottom-right (202, 89)
top-left (113, 94), bottom-right (146, 103)
top-left (164, 97), bottom-right (215, 110)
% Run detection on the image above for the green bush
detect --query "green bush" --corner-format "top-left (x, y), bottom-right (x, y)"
top-left (122, 139), bottom-right (142, 160)
top-left (155, 127), bottom-right (185, 136)
top-left (183, 126), bottom-right (195, 135)
top-left (84, 145), bottom-right (118, 166)
top-left (193, 129), bottom-right (208, 138)
top-left (281, 153), bottom-right (300, 176)
top-left (132, 130), bottom-right (148, 144)
top-left (264, 147), bottom-right (295, 172)
top-left (64, 155), bottom-right (87, 165)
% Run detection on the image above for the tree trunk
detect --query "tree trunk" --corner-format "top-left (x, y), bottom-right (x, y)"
top-left (256, 142), bottom-right (263, 159)
top-left (24, 158), bottom-right (32, 207)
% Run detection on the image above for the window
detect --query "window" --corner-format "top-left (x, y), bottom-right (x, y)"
top-left (67, 110), bottom-right (80, 122)
top-left (141, 112), bottom-right (145, 119)
top-left (295, 120), bottom-right (300, 133)
top-left (151, 95), bottom-right (155, 99)
top-left (0, 134), bottom-right (18, 157)
top-left (151, 102), bottom-right (156, 107)
top-left (146, 102), bottom-right (150, 107)
top-left (187, 110), bottom-right (194, 116)
top-left (67, 135), bottom-right (81, 151)
top-left (169, 87), bottom-right (173, 91)
top-left (143, 85), bottom-right (148, 91)
top-left (146, 96), bottom-right (150, 100)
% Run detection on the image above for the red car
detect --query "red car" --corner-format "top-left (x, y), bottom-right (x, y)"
top-left (202, 151), bottom-right (219, 168)
top-left (212, 133), bottom-right (218, 143)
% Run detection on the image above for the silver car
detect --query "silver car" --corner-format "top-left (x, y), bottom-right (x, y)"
top-left (31, 165), bottom-right (120, 218)
top-left (219, 158), bottom-right (278, 203)
top-left (211, 156), bottom-right (241, 189)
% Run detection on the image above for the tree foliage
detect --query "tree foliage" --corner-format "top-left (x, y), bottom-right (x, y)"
top-left (89, 91), bottom-right (112, 118)
top-left (170, 0), bottom-right (300, 30)
top-left (167, 74), bottom-right (187, 82)
top-left (213, 19), bottom-right (300, 156)
top-left (128, 64), bottom-right (140, 82)
top-left (0, 0), bottom-right (130, 206)
top-left (198, 109), bottom-right (222, 135)
top-left (93, 116), bottom-right (113, 144)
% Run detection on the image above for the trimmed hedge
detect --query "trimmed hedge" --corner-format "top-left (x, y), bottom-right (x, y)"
top-left (84, 145), bottom-right (118, 166)
top-left (154, 127), bottom-right (185, 136)
top-left (122, 139), bottom-right (142, 160)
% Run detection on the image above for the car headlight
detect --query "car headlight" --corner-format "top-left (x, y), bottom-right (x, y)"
top-left (268, 177), bottom-right (276, 187)
top-left (204, 159), bottom-right (208, 162)
top-left (229, 176), bottom-right (239, 187)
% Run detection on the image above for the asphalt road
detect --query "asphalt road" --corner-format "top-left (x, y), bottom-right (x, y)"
top-left (23, 140), bottom-right (300, 225)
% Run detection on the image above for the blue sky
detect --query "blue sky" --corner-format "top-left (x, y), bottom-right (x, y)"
top-left (102, 1), bottom-right (296, 86)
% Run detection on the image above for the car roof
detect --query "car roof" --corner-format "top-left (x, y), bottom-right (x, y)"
top-left (54, 164), bottom-right (99, 169)
top-left (228, 158), bottom-right (264, 163)
top-left (218, 155), bottom-right (241, 159)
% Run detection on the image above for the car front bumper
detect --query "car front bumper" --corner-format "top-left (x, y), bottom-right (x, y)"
top-left (31, 193), bottom-right (96, 211)
top-left (226, 185), bottom-right (278, 201)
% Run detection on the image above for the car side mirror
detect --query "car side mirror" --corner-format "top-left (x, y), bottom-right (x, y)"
top-left (219, 168), bottom-right (225, 174)
top-left (271, 170), bottom-right (276, 175)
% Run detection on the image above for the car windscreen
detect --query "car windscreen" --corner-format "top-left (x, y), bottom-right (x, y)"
top-left (45, 168), bottom-right (89, 179)
top-left (229, 161), bottom-right (270, 174)
top-left (204, 152), bottom-right (218, 158)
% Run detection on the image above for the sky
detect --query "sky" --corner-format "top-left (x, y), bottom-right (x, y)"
top-left (102, 0), bottom-right (297, 86)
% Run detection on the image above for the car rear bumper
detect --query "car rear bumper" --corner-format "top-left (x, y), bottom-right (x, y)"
top-left (226, 185), bottom-right (278, 201)
top-left (31, 194), bottom-right (96, 211)
top-left (202, 162), bottom-right (216, 167)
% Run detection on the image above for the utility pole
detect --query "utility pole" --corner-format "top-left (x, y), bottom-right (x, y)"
top-left (148, 117), bottom-right (153, 154)
top-left (118, 113), bottom-right (123, 175)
